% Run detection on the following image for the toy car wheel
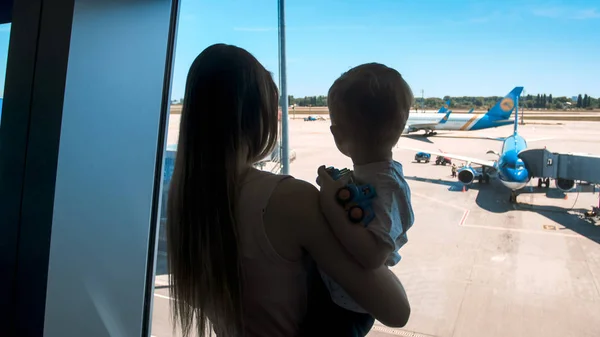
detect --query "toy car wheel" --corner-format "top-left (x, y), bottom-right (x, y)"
top-left (348, 205), bottom-right (364, 223)
top-left (336, 187), bottom-right (353, 204)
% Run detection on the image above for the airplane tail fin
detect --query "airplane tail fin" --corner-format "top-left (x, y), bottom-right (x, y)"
top-left (438, 99), bottom-right (451, 113)
top-left (467, 108), bottom-right (474, 114)
top-left (438, 110), bottom-right (452, 124)
top-left (484, 87), bottom-right (524, 120)
top-left (514, 94), bottom-right (520, 135)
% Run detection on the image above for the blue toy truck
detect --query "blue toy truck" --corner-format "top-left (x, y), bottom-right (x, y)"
top-left (318, 166), bottom-right (377, 225)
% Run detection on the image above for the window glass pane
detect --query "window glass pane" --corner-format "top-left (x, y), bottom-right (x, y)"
top-left (151, 1), bottom-right (600, 336)
top-left (0, 23), bottom-right (10, 128)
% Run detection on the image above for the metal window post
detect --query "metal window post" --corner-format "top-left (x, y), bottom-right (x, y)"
top-left (278, 0), bottom-right (289, 174)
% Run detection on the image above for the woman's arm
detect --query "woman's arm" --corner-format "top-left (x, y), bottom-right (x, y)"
top-left (279, 178), bottom-right (411, 327)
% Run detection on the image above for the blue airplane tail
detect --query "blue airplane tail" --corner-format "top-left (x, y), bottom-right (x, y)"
top-left (467, 108), bottom-right (474, 114)
top-left (484, 87), bottom-right (524, 120)
top-left (514, 94), bottom-right (520, 135)
top-left (439, 110), bottom-right (452, 124)
top-left (438, 99), bottom-right (451, 113)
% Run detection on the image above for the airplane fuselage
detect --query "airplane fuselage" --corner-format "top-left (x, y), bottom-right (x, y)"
top-left (406, 113), bottom-right (513, 132)
top-left (496, 134), bottom-right (530, 191)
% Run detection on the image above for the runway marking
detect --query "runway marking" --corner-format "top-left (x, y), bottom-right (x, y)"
top-left (460, 223), bottom-right (581, 238)
top-left (411, 191), bottom-right (584, 238)
top-left (459, 210), bottom-right (470, 226)
top-left (411, 191), bottom-right (465, 211)
top-left (371, 324), bottom-right (435, 336)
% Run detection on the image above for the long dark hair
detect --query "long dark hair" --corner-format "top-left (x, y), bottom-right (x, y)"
top-left (167, 44), bottom-right (279, 337)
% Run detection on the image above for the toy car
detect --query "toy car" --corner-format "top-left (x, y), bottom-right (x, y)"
top-left (335, 184), bottom-right (377, 225)
top-left (316, 166), bottom-right (351, 185)
top-left (318, 166), bottom-right (377, 226)
top-left (414, 152), bottom-right (431, 163)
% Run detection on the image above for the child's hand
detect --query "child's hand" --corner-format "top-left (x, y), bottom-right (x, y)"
top-left (316, 165), bottom-right (351, 223)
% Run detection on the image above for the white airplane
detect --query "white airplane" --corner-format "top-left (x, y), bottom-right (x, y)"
top-left (405, 87), bottom-right (523, 136)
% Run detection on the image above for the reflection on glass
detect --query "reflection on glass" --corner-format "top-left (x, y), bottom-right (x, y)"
top-left (152, 2), bottom-right (277, 336)
top-left (0, 23), bottom-right (10, 128)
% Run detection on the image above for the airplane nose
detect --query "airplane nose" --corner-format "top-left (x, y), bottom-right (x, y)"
top-left (509, 168), bottom-right (528, 182)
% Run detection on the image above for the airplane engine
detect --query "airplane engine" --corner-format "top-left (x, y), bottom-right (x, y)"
top-left (555, 178), bottom-right (575, 191)
top-left (457, 167), bottom-right (475, 185)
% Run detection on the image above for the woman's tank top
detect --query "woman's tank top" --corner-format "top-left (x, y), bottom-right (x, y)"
top-left (236, 169), bottom-right (310, 337)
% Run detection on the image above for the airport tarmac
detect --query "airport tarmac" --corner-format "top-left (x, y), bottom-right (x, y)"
top-left (152, 117), bottom-right (600, 337)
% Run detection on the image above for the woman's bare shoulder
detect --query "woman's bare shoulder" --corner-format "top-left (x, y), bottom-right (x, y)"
top-left (269, 177), bottom-right (327, 236)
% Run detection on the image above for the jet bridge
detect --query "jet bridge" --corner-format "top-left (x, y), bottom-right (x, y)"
top-left (518, 148), bottom-right (600, 190)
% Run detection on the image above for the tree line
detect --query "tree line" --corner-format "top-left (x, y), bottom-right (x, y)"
top-left (287, 94), bottom-right (600, 110)
top-left (173, 93), bottom-right (599, 110)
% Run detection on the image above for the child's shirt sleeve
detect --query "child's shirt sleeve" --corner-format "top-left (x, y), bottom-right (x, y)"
top-left (353, 161), bottom-right (414, 266)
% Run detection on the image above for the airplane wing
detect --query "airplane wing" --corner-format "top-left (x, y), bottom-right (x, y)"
top-left (400, 147), bottom-right (497, 168)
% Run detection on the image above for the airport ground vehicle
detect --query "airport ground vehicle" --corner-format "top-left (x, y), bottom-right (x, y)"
top-left (415, 152), bottom-right (431, 163)
top-left (435, 156), bottom-right (452, 165)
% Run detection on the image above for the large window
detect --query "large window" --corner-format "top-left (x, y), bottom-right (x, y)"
top-left (150, 1), bottom-right (600, 336)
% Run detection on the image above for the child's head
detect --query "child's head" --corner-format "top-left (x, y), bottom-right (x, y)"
top-left (327, 63), bottom-right (413, 160)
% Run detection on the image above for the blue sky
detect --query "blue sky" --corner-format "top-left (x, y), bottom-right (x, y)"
top-left (1, 0), bottom-right (599, 99)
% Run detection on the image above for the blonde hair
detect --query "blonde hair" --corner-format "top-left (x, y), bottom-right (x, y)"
top-left (167, 44), bottom-right (279, 337)
top-left (328, 63), bottom-right (413, 147)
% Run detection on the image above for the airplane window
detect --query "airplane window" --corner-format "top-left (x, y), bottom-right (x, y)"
top-left (149, 2), bottom-right (600, 336)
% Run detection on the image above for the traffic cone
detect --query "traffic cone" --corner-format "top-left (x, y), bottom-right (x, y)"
top-left (462, 185), bottom-right (466, 192)
top-left (564, 193), bottom-right (568, 200)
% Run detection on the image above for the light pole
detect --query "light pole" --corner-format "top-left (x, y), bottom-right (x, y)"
top-left (278, 0), bottom-right (289, 174)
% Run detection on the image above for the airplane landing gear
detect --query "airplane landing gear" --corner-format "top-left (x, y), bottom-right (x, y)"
top-left (478, 168), bottom-right (491, 184)
top-left (423, 131), bottom-right (438, 137)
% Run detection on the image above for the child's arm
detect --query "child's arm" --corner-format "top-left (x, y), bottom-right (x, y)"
top-left (317, 166), bottom-right (396, 269)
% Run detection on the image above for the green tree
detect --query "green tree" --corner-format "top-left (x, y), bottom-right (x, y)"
top-left (542, 94), bottom-right (547, 108)
top-left (577, 94), bottom-right (583, 108)
top-left (548, 94), bottom-right (553, 104)
top-left (583, 94), bottom-right (589, 108)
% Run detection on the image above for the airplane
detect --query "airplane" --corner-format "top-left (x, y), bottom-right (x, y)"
top-left (437, 100), bottom-right (451, 114)
top-left (405, 87), bottom-right (523, 136)
top-left (402, 91), bottom-right (577, 203)
top-left (438, 107), bottom-right (474, 114)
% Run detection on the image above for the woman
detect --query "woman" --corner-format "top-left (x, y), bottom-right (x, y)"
top-left (167, 43), bottom-right (410, 337)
